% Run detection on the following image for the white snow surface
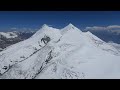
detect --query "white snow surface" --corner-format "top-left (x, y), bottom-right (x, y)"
top-left (108, 42), bottom-right (120, 52)
top-left (0, 24), bottom-right (120, 79)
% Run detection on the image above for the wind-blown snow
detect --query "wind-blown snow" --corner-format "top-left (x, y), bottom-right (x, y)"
top-left (0, 23), bottom-right (120, 79)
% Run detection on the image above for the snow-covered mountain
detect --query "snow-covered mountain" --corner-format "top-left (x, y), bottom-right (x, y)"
top-left (85, 28), bottom-right (120, 44)
top-left (0, 24), bottom-right (120, 79)
top-left (108, 42), bottom-right (120, 52)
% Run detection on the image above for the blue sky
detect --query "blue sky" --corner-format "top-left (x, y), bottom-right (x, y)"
top-left (0, 11), bottom-right (120, 31)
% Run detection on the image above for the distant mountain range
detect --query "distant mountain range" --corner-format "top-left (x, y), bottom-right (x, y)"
top-left (0, 31), bottom-right (35, 51)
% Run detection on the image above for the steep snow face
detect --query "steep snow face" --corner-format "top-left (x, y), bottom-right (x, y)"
top-left (60, 24), bottom-right (86, 48)
top-left (35, 25), bottom-right (120, 79)
top-left (0, 24), bottom-right (120, 79)
top-left (32, 24), bottom-right (61, 43)
top-left (108, 42), bottom-right (120, 52)
top-left (0, 24), bottom-right (61, 75)
top-left (84, 31), bottom-right (119, 55)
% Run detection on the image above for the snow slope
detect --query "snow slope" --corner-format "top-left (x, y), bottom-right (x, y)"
top-left (108, 42), bottom-right (120, 52)
top-left (0, 24), bottom-right (120, 79)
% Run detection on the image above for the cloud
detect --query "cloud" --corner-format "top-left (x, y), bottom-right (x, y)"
top-left (10, 27), bottom-right (37, 31)
top-left (11, 28), bottom-right (17, 30)
top-left (107, 25), bottom-right (120, 29)
top-left (85, 26), bottom-right (106, 31)
top-left (85, 25), bottom-right (120, 31)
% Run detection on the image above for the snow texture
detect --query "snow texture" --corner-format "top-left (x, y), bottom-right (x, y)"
top-left (0, 23), bottom-right (120, 79)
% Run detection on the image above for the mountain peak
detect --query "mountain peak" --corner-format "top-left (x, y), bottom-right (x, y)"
top-left (0, 23), bottom-right (120, 79)
top-left (61, 23), bottom-right (82, 35)
top-left (41, 24), bottom-right (50, 29)
top-left (65, 23), bottom-right (76, 29)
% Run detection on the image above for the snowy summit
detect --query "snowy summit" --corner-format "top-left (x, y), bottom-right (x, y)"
top-left (0, 24), bottom-right (120, 79)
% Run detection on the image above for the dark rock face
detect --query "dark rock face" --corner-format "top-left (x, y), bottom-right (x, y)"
top-left (0, 31), bottom-right (35, 51)
top-left (41, 35), bottom-right (51, 44)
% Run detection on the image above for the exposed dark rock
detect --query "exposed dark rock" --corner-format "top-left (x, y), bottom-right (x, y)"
top-left (41, 35), bottom-right (51, 44)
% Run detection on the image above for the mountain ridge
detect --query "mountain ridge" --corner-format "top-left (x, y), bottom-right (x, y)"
top-left (0, 24), bottom-right (120, 79)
